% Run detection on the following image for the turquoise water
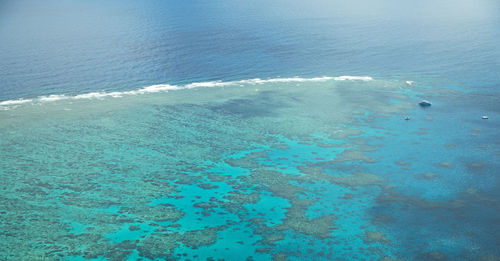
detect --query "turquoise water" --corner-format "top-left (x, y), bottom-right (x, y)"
top-left (2, 0), bottom-right (500, 260)
top-left (1, 78), bottom-right (499, 260)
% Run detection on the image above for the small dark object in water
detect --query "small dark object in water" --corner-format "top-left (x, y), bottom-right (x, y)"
top-left (405, 116), bottom-right (410, 120)
top-left (482, 116), bottom-right (488, 119)
top-left (419, 100), bottom-right (432, 107)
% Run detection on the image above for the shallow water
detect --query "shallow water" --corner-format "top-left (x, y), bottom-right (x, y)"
top-left (1, 78), bottom-right (499, 260)
top-left (1, 0), bottom-right (500, 260)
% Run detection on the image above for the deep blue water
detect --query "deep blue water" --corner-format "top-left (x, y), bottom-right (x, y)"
top-left (1, 1), bottom-right (500, 260)
top-left (1, 0), bottom-right (500, 100)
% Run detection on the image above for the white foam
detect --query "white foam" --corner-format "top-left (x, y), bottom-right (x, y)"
top-left (0, 75), bottom-right (373, 109)
top-left (0, 98), bottom-right (33, 106)
top-left (133, 84), bottom-right (179, 94)
top-left (74, 92), bottom-right (109, 100)
top-left (39, 95), bottom-right (68, 102)
top-left (74, 84), bottom-right (179, 99)
top-left (185, 81), bottom-right (234, 89)
top-left (240, 76), bottom-right (335, 85)
top-left (333, 76), bottom-right (373, 81)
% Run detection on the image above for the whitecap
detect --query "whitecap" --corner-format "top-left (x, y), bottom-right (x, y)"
top-left (333, 76), bottom-right (373, 81)
top-left (74, 92), bottom-right (108, 100)
top-left (240, 76), bottom-right (335, 85)
top-left (0, 98), bottom-right (33, 106)
top-left (0, 75), bottom-right (373, 109)
top-left (39, 95), bottom-right (68, 102)
top-left (134, 84), bottom-right (179, 94)
top-left (185, 81), bottom-right (234, 89)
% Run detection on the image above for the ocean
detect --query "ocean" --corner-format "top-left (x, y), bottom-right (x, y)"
top-left (1, 0), bottom-right (500, 260)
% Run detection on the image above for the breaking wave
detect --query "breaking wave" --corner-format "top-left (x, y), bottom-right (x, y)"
top-left (0, 76), bottom-right (373, 110)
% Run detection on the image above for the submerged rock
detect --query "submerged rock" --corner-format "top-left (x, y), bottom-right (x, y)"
top-left (363, 231), bottom-right (391, 245)
top-left (418, 100), bottom-right (432, 107)
top-left (421, 172), bottom-right (437, 180)
top-left (478, 254), bottom-right (500, 261)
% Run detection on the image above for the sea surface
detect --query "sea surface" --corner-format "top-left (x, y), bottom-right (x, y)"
top-left (1, 0), bottom-right (500, 260)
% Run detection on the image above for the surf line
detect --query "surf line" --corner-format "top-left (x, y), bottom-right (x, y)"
top-left (0, 75), bottom-right (373, 109)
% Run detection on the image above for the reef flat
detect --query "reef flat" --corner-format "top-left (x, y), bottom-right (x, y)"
top-left (1, 78), bottom-right (499, 260)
